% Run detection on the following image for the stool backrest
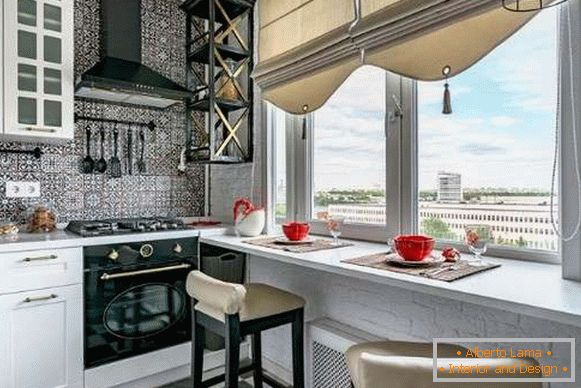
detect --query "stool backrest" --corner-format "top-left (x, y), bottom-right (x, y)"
top-left (186, 270), bottom-right (247, 315)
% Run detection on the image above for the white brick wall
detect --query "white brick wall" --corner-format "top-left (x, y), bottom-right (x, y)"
top-left (209, 161), bottom-right (262, 222)
top-left (248, 255), bottom-right (580, 387)
top-left (209, 104), bottom-right (264, 223)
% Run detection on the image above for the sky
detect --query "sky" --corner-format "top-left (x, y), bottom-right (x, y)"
top-left (309, 7), bottom-right (558, 192)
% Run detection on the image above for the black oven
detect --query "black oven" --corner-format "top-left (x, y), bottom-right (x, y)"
top-left (83, 238), bottom-right (197, 368)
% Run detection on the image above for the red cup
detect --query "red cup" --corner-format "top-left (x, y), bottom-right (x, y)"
top-left (283, 222), bottom-right (311, 241)
top-left (392, 235), bottom-right (435, 261)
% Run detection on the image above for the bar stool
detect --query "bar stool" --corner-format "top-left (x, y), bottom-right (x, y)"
top-left (346, 341), bottom-right (542, 388)
top-left (186, 270), bottom-right (306, 388)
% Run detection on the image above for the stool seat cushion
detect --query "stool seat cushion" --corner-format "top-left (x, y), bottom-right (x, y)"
top-left (197, 283), bottom-right (305, 322)
top-left (187, 270), bottom-right (305, 322)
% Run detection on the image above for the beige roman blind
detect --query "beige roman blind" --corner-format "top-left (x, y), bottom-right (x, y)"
top-left (254, 0), bottom-right (542, 114)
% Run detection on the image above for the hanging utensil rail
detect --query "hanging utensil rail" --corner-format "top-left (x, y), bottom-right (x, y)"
top-left (0, 147), bottom-right (43, 159)
top-left (74, 114), bottom-right (156, 131)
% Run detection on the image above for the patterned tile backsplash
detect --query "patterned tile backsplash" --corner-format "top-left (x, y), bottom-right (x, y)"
top-left (0, 0), bottom-right (205, 223)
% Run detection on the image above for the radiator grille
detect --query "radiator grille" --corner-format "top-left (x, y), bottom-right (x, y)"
top-left (312, 341), bottom-right (352, 388)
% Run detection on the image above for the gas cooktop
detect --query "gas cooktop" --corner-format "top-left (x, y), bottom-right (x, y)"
top-left (65, 217), bottom-right (186, 237)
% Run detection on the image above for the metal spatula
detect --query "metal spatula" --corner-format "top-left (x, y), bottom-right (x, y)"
top-left (109, 125), bottom-right (122, 178)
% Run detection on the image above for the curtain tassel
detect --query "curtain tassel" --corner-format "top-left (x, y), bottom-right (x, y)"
top-left (442, 65), bottom-right (452, 115)
top-left (443, 82), bottom-right (452, 114)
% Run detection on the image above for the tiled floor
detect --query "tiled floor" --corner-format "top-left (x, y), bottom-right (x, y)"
top-left (161, 378), bottom-right (258, 387)
top-left (159, 359), bottom-right (280, 388)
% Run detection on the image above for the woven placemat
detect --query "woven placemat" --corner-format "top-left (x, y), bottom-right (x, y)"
top-left (342, 253), bottom-right (500, 282)
top-left (243, 236), bottom-right (353, 253)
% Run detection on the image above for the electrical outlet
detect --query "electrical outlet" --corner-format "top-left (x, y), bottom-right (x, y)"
top-left (5, 181), bottom-right (41, 198)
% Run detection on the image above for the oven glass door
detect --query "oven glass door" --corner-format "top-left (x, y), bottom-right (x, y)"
top-left (84, 263), bottom-right (192, 368)
top-left (103, 283), bottom-right (186, 339)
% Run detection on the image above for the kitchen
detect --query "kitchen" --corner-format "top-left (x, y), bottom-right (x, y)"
top-left (0, 0), bottom-right (581, 388)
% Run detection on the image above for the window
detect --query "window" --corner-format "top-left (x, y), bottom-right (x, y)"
top-left (417, 8), bottom-right (558, 253)
top-left (311, 67), bottom-right (387, 226)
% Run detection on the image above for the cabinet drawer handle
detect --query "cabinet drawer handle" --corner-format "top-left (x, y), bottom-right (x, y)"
top-left (23, 254), bottom-right (58, 262)
top-left (24, 127), bottom-right (57, 133)
top-left (24, 294), bottom-right (57, 303)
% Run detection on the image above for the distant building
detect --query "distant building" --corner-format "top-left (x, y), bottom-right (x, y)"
top-left (320, 202), bottom-right (557, 251)
top-left (437, 172), bottom-right (462, 203)
top-left (327, 204), bottom-right (386, 225)
top-left (419, 202), bottom-right (557, 251)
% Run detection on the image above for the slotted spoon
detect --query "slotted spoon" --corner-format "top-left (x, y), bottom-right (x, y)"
top-left (109, 125), bottom-right (122, 178)
top-left (95, 125), bottom-right (107, 173)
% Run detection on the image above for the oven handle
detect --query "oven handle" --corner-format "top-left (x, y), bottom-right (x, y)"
top-left (100, 263), bottom-right (192, 281)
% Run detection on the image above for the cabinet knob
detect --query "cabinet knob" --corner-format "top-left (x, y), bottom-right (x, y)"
top-left (107, 249), bottom-right (119, 261)
top-left (173, 243), bottom-right (183, 254)
top-left (140, 244), bottom-right (154, 258)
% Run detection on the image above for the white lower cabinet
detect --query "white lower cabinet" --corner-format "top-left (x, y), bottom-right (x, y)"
top-left (0, 284), bottom-right (83, 388)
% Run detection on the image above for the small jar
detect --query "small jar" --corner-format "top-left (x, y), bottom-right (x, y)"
top-left (26, 203), bottom-right (57, 233)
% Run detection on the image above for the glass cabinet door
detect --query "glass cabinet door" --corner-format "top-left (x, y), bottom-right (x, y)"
top-left (3, 0), bottom-right (73, 140)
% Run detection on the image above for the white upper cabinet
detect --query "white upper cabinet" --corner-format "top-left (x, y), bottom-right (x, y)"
top-left (2, 0), bottom-right (74, 141)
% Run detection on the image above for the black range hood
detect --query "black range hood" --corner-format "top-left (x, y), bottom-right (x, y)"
top-left (75, 0), bottom-right (193, 109)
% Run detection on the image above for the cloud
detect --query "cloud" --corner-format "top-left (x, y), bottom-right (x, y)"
top-left (417, 110), bottom-right (554, 190)
top-left (481, 8), bottom-right (558, 112)
top-left (324, 66), bottom-right (386, 113)
top-left (457, 143), bottom-right (507, 155)
top-left (490, 116), bottom-right (520, 127)
top-left (311, 74), bottom-right (387, 190)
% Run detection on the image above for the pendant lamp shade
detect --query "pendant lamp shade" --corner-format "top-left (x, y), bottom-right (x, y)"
top-left (254, 0), bottom-right (546, 114)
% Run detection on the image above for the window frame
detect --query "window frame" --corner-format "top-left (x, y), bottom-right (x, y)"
top-left (306, 70), bottom-right (396, 242)
top-left (267, 70), bottom-right (414, 241)
top-left (409, 70), bottom-right (559, 263)
top-left (266, 29), bottom-right (562, 265)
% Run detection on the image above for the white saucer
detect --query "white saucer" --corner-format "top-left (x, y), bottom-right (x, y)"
top-left (274, 236), bottom-right (316, 245)
top-left (385, 253), bottom-right (445, 267)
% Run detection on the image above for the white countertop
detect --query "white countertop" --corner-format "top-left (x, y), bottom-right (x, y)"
top-left (200, 233), bottom-right (581, 328)
top-left (0, 226), bottom-right (228, 253)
